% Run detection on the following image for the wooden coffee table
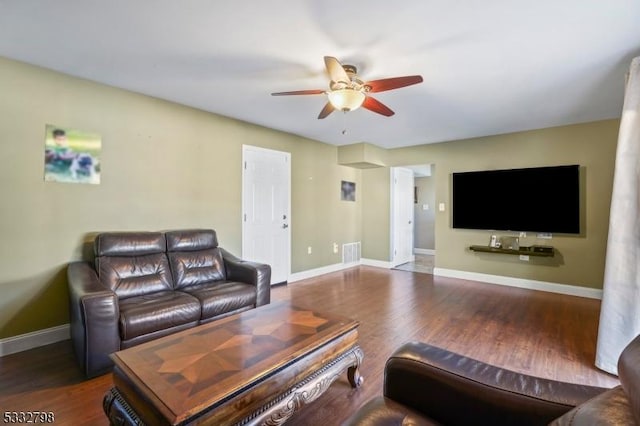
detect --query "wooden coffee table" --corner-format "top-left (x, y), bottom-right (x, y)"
top-left (103, 302), bottom-right (363, 425)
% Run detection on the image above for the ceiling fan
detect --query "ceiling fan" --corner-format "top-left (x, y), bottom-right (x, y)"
top-left (271, 56), bottom-right (423, 119)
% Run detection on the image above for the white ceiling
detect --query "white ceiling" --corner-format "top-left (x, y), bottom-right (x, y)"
top-left (1, 1), bottom-right (638, 149)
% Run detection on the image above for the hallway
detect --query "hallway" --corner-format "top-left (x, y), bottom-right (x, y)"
top-left (393, 253), bottom-right (434, 274)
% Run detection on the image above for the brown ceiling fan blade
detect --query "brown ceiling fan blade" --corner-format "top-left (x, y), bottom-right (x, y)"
top-left (362, 96), bottom-right (395, 117)
top-left (324, 56), bottom-right (350, 84)
top-left (318, 102), bottom-right (335, 119)
top-left (271, 89), bottom-right (325, 96)
top-left (366, 75), bottom-right (423, 93)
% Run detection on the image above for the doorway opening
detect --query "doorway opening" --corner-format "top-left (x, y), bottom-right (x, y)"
top-left (392, 163), bottom-right (435, 274)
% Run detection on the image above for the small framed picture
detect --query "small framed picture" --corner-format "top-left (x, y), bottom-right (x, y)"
top-left (341, 181), bottom-right (356, 201)
top-left (44, 124), bottom-right (101, 185)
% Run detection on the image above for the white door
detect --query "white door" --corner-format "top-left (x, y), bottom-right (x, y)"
top-left (391, 167), bottom-right (415, 266)
top-left (242, 145), bottom-right (291, 285)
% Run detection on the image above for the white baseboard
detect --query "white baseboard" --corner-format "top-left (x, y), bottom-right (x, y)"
top-left (288, 258), bottom-right (396, 283)
top-left (433, 267), bottom-right (603, 299)
top-left (360, 258), bottom-right (394, 269)
top-left (288, 258), bottom-right (395, 283)
top-left (0, 324), bottom-right (70, 357)
top-left (288, 262), bottom-right (359, 283)
top-left (414, 248), bottom-right (435, 255)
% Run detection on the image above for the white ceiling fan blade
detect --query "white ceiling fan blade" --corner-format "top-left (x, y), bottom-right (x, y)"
top-left (324, 56), bottom-right (350, 84)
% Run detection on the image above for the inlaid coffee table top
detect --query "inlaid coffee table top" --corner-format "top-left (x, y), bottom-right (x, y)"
top-left (111, 302), bottom-right (359, 424)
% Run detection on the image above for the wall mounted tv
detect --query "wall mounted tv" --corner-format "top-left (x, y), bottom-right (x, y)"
top-left (452, 165), bottom-right (580, 234)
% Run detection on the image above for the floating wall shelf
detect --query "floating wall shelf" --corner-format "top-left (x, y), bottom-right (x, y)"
top-left (469, 245), bottom-right (555, 257)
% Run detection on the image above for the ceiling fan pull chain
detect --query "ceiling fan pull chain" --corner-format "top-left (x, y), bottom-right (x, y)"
top-left (342, 111), bottom-right (348, 135)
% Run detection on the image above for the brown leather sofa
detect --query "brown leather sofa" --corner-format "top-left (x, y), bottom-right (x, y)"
top-left (67, 229), bottom-right (271, 378)
top-left (344, 335), bottom-right (640, 425)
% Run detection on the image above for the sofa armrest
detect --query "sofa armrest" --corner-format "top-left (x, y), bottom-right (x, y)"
top-left (383, 341), bottom-right (608, 426)
top-left (67, 261), bottom-right (120, 378)
top-left (220, 248), bottom-right (271, 306)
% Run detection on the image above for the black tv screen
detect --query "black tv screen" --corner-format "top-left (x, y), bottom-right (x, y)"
top-left (452, 165), bottom-right (580, 234)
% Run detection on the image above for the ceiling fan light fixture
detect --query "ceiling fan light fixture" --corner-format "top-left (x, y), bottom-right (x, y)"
top-left (327, 89), bottom-right (365, 112)
top-left (272, 56), bottom-right (423, 119)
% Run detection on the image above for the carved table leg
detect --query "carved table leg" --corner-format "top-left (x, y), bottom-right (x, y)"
top-left (347, 346), bottom-right (364, 387)
top-left (103, 387), bottom-right (143, 426)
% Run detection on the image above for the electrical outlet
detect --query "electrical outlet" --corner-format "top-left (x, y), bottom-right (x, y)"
top-left (307, 246), bottom-right (312, 255)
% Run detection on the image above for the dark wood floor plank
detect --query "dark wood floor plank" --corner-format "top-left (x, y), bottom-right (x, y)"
top-left (0, 267), bottom-right (618, 425)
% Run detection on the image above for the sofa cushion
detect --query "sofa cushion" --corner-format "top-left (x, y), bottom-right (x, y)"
top-left (118, 291), bottom-right (201, 341)
top-left (181, 281), bottom-right (257, 320)
top-left (97, 253), bottom-right (174, 299)
top-left (344, 396), bottom-right (442, 426)
top-left (94, 231), bottom-right (174, 299)
top-left (549, 386), bottom-right (635, 426)
top-left (168, 248), bottom-right (226, 290)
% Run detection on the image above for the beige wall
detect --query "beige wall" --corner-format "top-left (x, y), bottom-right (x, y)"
top-left (365, 120), bottom-right (618, 289)
top-left (361, 167), bottom-right (390, 260)
top-left (0, 57), bottom-right (361, 338)
top-left (414, 175), bottom-right (436, 250)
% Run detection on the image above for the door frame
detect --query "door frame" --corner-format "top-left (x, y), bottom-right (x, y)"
top-left (241, 144), bottom-right (291, 284)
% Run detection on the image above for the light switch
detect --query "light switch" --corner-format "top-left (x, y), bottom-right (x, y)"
top-left (438, 203), bottom-right (445, 212)
top-left (422, 204), bottom-right (429, 211)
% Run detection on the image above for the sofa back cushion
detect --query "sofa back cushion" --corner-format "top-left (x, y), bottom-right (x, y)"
top-left (94, 232), bottom-right (173, 299)
top-left (618, 334), bottom-right (640, 424)
top-left (166, 229), bottom-right (227, 289)
top-left (166, 229), bottom-right (218, 251)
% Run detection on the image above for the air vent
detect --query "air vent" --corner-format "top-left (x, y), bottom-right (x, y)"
top-left (342, 242), bottom-right (361, 264)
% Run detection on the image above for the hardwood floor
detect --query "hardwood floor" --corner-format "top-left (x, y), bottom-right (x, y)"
top-left (0, 266), bottom-right (618, 425)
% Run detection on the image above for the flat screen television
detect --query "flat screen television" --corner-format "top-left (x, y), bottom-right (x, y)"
top-left (452, 165), bottom-right (580, 234)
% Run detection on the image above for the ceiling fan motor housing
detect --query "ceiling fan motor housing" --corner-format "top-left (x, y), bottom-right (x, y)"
top-left (330, 64), bottom-right (367, 92)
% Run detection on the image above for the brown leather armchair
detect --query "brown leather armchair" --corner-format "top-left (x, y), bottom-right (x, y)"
top-left (344, 336), bottom-right (640, 425)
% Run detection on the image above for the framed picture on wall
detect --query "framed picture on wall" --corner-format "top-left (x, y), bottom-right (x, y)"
top-left (341, 180), bottom-right (356, 201)
top-left (44, 124), bottom-right (101, 184)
